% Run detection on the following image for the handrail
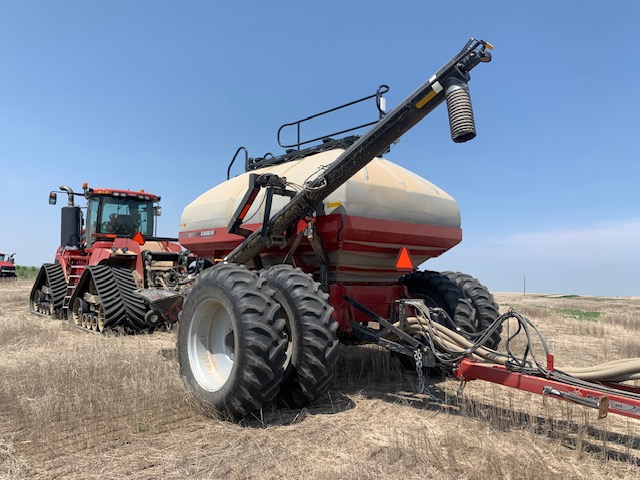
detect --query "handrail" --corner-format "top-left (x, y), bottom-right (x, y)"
top-left (277, 85), bottom-right (389, 150)
top-left (226, 146), bottom-right (248, 180)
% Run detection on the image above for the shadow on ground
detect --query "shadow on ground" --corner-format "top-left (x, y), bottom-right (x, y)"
top-left (265, 344), bottom-right (640, 464)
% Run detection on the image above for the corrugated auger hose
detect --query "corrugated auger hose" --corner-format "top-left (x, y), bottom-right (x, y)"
top-left (445, 77), bottom-right (476, 143)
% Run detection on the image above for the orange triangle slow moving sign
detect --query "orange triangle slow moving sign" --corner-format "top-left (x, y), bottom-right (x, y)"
top-left (133, 232), bottom-right (145, 245)
top-left (396, 246), bottom-right (414, 271)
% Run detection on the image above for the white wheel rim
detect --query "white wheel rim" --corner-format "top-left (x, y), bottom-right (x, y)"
top-left (188, 299), bottom-right (235, 392)
top-left (279, 306), bottom-right (293, 371)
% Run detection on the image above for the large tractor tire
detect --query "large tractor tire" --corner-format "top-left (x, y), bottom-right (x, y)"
top-left (401, 270), bottom-right (501, 348)
top-left (401, 270), bottom-right (464, 321)
top-left (442, 271), bottom-right (501, 349)
top-left (178, 263), bottom-right (287, 418)
top-left (397, 270), bottom-right (467, 371)
top-left (260, 265), bottom-right (339, 407)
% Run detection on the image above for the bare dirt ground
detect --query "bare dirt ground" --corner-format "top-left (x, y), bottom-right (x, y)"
top-left (1, 281), bottom-right (640, 479)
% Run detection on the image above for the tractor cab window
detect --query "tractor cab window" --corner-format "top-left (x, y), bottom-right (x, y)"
top-left (86, 195), bottom-right (155, 245)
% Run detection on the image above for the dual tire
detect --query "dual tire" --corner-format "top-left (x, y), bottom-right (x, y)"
top-left (260, 265), bottom-right (339, 407)
top-left (178, 263), bottom-right (338, 418)
top-left (178, 264), bottom-right (494, 417)
top-left (441, 271), bottom-right (501, 349)
top-left (401, 270), bottom-right (501, 350)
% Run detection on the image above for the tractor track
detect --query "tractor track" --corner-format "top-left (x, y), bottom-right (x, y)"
top-left (44, 264), bottom-right (67, 315)
top-left (71, 266), bottom-right (149, 333)
top-left (111, 266), bottom-right (147, 330)
top-left (29, 263), bottom-right (67, 318)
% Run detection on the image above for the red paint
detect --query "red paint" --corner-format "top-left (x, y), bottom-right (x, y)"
top-left (90, 188), bottom-right (160, 202)
top-left (179, 213), bottom-right (461, 264)
top-left (329, 283), bottom-right (407, 332)
top-left (179, 213), bottom-right (461, 334)
top-left (56, 238), bottom-right (183, 286)
top-left (455, 358), bottom-right (640, 420)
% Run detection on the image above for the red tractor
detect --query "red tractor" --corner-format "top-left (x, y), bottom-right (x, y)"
top-left (30, 184), bottom-right (189, 332)
top-left (0, 252), bottom-right (17, 280)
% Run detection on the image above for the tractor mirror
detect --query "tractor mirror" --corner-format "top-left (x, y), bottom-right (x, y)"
top-left (154, 206), bottom-right (162, 217)
top-left (49, 192), bottom-right (57, 205)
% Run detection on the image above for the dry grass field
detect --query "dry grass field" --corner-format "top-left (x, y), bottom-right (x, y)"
top-left (1, 281), bottom-right (640, 479)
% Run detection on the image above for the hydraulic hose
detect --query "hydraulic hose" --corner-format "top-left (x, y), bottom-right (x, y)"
top-left (388, 311), bottom-right (640, 383)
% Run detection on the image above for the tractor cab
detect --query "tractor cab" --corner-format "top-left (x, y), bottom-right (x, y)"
top-left (49, 184), bottom-right (162, 249)
top-left (84, 189), bottom-right (160, 247)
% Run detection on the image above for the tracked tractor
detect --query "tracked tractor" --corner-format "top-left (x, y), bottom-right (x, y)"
top-left (0, 253), bottom-right (17, 280)
top-left (167, 38), bottom-right (502, 417)
top-left (30, 184), bottom-right (190, 333)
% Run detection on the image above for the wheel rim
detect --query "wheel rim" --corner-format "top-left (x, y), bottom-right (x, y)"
top-left (71, 298), bottom-right (83, 326)
top-left (32, 290), bottom-right (42, 313)
top-left (188, 299), bottom-right (235, 392)
top-left (97, 305), bottom-right (105, 332)
top-left (278, 306), bottom-right (293, 371)
top-left (32, 289), bottom-right (46, 314)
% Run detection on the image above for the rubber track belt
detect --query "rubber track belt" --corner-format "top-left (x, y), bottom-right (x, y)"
top-left (110, 266), bottom-right (147, 331)
top-left (85, 266), bottom-right (129, 330)
top-left (30, 263), bottom-right (67, 317)
top-left (71, 266), bottom-right (146, 332)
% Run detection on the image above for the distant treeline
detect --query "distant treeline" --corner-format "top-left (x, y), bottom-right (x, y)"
top-left (15, 265), bottom-right (39, 280)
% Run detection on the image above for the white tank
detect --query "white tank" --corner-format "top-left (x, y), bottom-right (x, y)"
top-left (180, 149), bottom-right (461, 281)
top-left (182, 149), bottom-right (459, 229)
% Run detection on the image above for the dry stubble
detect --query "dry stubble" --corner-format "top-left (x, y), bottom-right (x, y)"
top-left (0, 283), bottom-right (639, 479)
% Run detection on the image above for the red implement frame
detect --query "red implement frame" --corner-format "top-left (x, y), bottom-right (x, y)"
top-left (455, 357), bottom-right (640, 420)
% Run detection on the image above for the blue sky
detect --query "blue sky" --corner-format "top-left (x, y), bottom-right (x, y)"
top-left (1, 1), bottom-right (639, 296)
